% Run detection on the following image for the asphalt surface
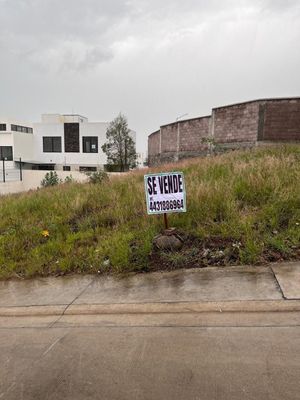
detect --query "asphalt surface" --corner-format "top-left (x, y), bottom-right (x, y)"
top-left (0, 312), bottom-right (300, 400)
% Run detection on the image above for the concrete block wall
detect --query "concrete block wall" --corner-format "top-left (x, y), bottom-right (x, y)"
top-left (148, 97), bottom-right (300, 166)
top-left (212, 102), bottom-right (260, 145)
top-left (161, 124), bottom-right (177, 153)
top-left (148, 117), bottom-right (211, 165)
top-left (261, 99), bottom-right (300, 141)
top-left (179, 116), bottom-right (211, 151)
top-left (148, 130), bottom-right (160, 156)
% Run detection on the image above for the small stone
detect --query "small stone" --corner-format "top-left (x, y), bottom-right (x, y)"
top-left (153, 234), bottom-right (183, 251)
top-left (164, 228), bottom-right (177, 236)
top-left (202, 248), bottom-right (210, 257)
top-left (102, 259), bottom-right (110, 268)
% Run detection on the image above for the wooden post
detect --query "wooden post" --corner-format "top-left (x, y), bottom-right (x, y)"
top-left (163, 213), bottom-right (168, 230)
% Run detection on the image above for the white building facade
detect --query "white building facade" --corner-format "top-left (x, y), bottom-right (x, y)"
top-left (0, 120), bottom-right (34, 169)
top-left (0, 114), bottom-right (136, 172)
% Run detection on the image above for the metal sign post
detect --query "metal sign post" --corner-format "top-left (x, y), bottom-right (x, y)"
top-left (163, 213), bottom-right (169, 229)
top-left (2, 159), bottom-right (5, 183)
top-left (19, 157), bottom-right (22, 181)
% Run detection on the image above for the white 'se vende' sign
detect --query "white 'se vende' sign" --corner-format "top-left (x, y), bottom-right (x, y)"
top-left (144, 172), bottom-right (186, 215)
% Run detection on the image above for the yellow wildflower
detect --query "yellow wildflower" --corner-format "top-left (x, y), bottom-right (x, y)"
top-left (41, 230), bottom-right (50, 238)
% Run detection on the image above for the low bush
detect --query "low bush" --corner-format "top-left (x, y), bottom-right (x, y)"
top-left (88, 171), bottom-right (109, 184)
top-left (40, 171), bottom-right (62, 187)
top-left (64, 175), bottom-right (74, 184)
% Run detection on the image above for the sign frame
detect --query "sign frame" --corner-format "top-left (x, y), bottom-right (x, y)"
top-left (144, 171), bottom-right (187, 215)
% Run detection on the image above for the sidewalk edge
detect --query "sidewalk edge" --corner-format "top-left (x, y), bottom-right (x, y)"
top-left (1, 300), bottom-right (300, 317)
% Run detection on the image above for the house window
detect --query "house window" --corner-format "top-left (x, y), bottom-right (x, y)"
top-left (0, 124), bottom-right (6, 131)
top-left (43, 137), bottom-right (62, 152)
top-left (0, 146), bottom-right (13, 160)
top-left (63, 166), bottom-right (71, 171)
top-left (32, 164), bottom-right (55, 171)
top-left (83, 137), bottom-right (98, 153)
top-left (64, 123), bottom-right (79, 152)
top-left (79, 166), bottom-right (97, 172)
top-left (11, 124), bottom-right (33, 133)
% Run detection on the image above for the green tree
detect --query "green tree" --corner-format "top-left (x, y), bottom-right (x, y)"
top-left (102, 113), bottom-right (137, 172)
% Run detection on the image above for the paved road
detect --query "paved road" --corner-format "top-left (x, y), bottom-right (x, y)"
top-left (1, 263), bottom-right (300, 399)
top-left (1, 311), bottom-right (300, 400)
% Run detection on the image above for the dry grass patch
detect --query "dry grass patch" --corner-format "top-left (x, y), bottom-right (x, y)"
top-left (0, 145), bottom-right (299, 278)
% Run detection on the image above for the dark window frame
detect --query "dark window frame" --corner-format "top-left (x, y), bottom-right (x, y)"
top-left (11, 124), bottom-right (33, 133)
top-left (64, 123), bottom-right (80, 153)
top-left (0, 124), bottom-right (6, 131)
top-left (82, 136), bottom-right (98, 153)
top-left (63, 166), bottom-right (71, 171)
top-left (0, 146), bottom-right (13, 161)
top-left (32, 165), bottom-right (55, 171)
top-left (43, 136), bottom-right (62, 153)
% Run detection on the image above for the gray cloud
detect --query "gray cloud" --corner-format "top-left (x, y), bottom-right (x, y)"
top-left (0, 0), bottom-right (133, 70)
top-left (0, 0), bottom-right (299, 152)
top-left (1, 0), bottom-right (299, 71)
top-left (262, 0), bottom-right (300, 12)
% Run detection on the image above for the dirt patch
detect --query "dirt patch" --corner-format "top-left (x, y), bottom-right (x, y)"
top-left (146, 232), bottom-right (300, 272)
top-left (147, 234), bottom-right (240, 272)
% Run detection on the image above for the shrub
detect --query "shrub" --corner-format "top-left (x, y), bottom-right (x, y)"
top-left (41, 171), bottom-right (62, 187)
top-left (88, 170), bottom-right (109, 184)
top-left (64, 175), bottom-right (74, 184)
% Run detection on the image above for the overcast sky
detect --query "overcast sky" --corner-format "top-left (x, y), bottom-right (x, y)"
top-left (1, 0), bottom-right (300, 152)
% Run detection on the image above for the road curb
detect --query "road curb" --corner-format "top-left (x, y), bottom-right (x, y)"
top-left (0, 305), bottom-right (65, 317)
top-left (1, 300), bottom-right (300, 317)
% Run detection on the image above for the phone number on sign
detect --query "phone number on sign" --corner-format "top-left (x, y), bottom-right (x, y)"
top-left (149, 199), bottom-right (184, 212)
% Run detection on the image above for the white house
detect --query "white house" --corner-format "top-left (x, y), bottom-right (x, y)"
top-left (0, 120), bottom-right (34, 169)
top-left (32, 114), bottom-right (110, 171)
top-left (0, 114), bottom-right (136, 172)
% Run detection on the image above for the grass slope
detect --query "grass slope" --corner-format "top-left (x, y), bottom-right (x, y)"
top-left (0, 145), bottom-right (299, 279)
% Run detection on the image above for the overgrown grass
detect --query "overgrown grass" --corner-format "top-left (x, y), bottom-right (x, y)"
top-left (0, 145), bottom-right (299, 279)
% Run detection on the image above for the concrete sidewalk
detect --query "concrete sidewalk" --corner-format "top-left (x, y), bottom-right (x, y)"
top-left (0, 262), bottom-right (300, 317)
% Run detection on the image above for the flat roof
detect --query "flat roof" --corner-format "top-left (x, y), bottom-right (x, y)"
top-left (62, 114), bottom-right (87, 119)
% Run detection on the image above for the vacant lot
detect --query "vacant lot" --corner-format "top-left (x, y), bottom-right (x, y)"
top-left (0, 145), bottom-right (299, 279)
